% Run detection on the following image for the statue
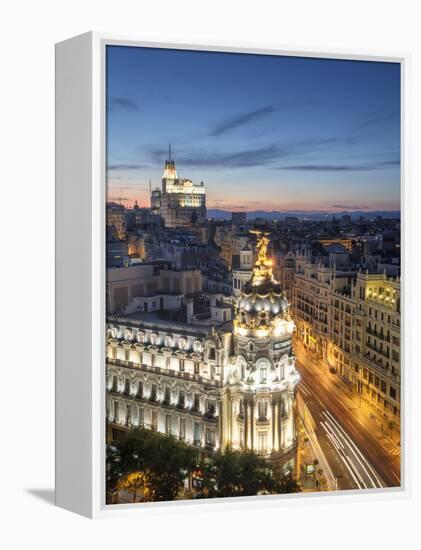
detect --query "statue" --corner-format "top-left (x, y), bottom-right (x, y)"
top-left (250, 230), bottom-right (270, 264)
top-left (249, 230), bottom-right (273, 283)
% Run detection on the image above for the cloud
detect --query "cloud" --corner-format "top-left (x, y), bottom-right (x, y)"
top-left (108, 97), bottom-right (139, 111)
top-left (210, 106), bottom-right (276, 136)
top-left (332, 204), bottom-right (366, 210)
top-left (147, 137), bottom-right (339, 170)
top-left (352, 111), bottom-right (399, 133)
top-left (276, 160), bottom-right (399, 172)
top-left (148, 144), bottom-right (281, 168)
top-left (107, 185), bottom-right (138, 191)
top-left (378, 159), bottom-right (400, 166)
top-left (146, 137), bottom-right (400, 172)
top-left (107, 164), bottom-right (148, 171)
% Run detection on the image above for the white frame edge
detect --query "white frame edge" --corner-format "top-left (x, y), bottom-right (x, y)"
top-left (55, 31), bottom-right (411, 519)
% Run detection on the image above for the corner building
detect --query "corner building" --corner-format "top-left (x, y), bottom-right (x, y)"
top-left (223, 233), bottom-right (299, 467)
top-left (106, 233), bottom-right (299, 474)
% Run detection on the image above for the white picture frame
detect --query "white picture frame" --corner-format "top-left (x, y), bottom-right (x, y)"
top-left (55, 32), bottom-right (411, 518)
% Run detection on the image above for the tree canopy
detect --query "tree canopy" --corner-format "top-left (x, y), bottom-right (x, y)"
top-left (197, 449), bottom-right (300, 498)
top-left (107, 427), bottom-right (198, 502)
top-left (107, 428), bottom-right (301, 502)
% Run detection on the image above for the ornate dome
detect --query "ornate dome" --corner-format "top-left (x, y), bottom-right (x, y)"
top-left (234, 232), bottom-right (291, 337)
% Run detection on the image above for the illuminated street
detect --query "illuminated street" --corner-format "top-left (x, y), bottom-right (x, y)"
top-left (296, 345), bottom-right (400, 490)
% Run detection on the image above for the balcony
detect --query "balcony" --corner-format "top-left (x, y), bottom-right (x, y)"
top-left (366, 326), bottom-right (390, 342)
top-left (361, 353), bottom-right (389, 376)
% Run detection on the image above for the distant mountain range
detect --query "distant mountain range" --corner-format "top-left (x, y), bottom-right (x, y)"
top-left (207, 209), bottom-right (400, 221)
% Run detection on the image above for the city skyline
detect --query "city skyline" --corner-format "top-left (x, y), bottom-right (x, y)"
top-left (106, 45), bottom-right (400, 212)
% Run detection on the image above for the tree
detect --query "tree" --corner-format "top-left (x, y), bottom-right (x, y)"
top-left (198, 449), bottom-right (287, 498)
top-left (116, 471), bottom-right (150, 503)
top-left (106, 427), bottom-right (199, 502)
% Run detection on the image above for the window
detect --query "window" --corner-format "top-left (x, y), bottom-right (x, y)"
top-left (126, 404), bottom-right (132, 425)
top-left (124, 378), bottom-right (131, 396)
top-left (179, 418), bottom-right (186, 439)
top-left (151, 410), bottom-right (158, 431)
top-left (165, 414), bottom-right (172, 435)
top-left (111, 375), bottom-right (118, 392)
top-left (206, 429), bottom-right (216, 447)
top-left (193, 393), bottom-right (200, 412)
top-left (258, 401), bottom-right (268, 420)
top-left (207, 400), bottom-right (216, 416)
top-left (150, 384), bottom-right (157, 402)
top-left (194, 362), bottom-right (200, 374)
top-left (208, 347), bottom-right (216, 360)
top-left (164, 386), bottom-right (171, 404)
top-left (390, 387), bottom-right (397, 400)
top-left (178, 390), bottom-right (185, 408)
top-left (137, 381), bottom-right (143, 398)
top-left (138, 407), bottom-right (144, 426)
top-left (258, 432), bottom-right (268, 454)
top-left (193, 422), bottom-right (202, 446)
top-left (260, 366), bottom-right (267, 384)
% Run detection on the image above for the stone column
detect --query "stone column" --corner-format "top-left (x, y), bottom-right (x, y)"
top-left (286, 394), bottom-right (294, 446)
top-left (250, 402), bottom-right (255, 452)
top-left (246, 402), bottom-right (252, 449)
top-left (274, 402), bottom-right (279, 452)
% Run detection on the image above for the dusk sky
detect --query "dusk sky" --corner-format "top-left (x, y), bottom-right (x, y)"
top-left (106, 46), bottom-right (400, 212)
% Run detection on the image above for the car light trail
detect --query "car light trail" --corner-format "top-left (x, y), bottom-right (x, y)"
top-left (322, 411), bottom-right (385, 488)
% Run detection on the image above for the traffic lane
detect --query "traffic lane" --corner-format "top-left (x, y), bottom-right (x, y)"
top-left (296, 347), bottom-right (400, 460)
top-left (320, 411), bottom-right (384, 489)
top-left (297, 361), bottom-right (401, 487)
top-left (298, 361), bottom-right (401, 485)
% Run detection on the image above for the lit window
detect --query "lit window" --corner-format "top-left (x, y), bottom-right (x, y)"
top-left (258, 432), bottom-right (267, 454)
top-left (258, 401), bottom-right (268, 419)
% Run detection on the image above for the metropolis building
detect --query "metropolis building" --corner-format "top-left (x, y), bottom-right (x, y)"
top-left (106, 233), bottom-right (299, 472)
top-left (158, 148), bottom-right (207, 228)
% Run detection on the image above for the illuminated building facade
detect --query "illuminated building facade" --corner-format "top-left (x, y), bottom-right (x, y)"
top-left (223, 232), bottom-right (299, 467)
top-left (106, 233), bottom-right (299, 471)
top-left (159, 149), bottom-right (206, 228)
top-left (292, 260), bottom-right (400, 430)
top-left (106, 202), bottom-right (127, 241)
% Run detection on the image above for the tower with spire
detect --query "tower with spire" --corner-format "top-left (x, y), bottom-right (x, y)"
top-left (159, 143), bottom-right (207, 228)
top-left (221, 231), bottom-right (299, 468)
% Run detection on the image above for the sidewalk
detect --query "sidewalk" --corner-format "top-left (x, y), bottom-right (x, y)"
top-left (296, 410), bottom-right (330, 492)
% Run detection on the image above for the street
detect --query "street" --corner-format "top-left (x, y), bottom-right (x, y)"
top-left (296, 347), bottom-right (401, 491)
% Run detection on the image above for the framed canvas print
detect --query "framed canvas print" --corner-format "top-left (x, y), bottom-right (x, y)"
top-left (55, 32), bottom-right (409, 518)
